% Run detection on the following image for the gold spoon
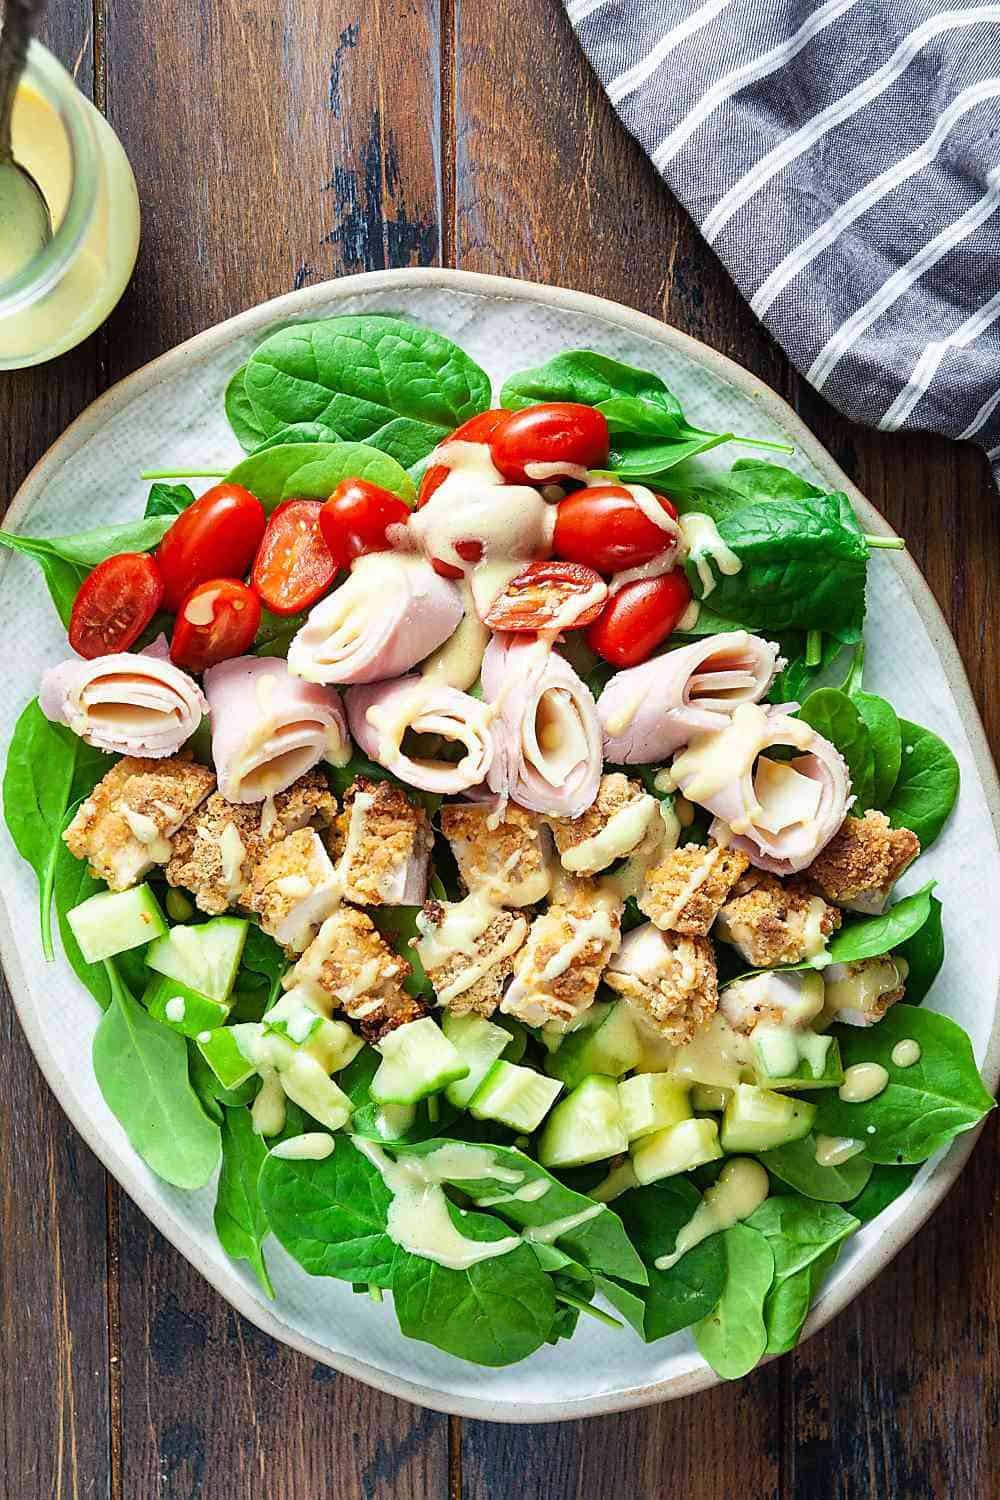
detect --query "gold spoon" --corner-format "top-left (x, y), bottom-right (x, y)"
top-left (0, 0), bottom-right (52, 282)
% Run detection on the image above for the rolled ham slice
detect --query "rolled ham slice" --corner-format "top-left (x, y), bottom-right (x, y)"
top-left (670, 703), bottom-right (852, 875)
top-left (39, 652), bottom-right (207, 758)
top-left (287, 551), bottom-right (463, 685)
top-left (204, 656), bottom-right (349, 803)
top-left (346, 676), bottom-right (495, 794)
top-left (481, 635), bottom-right (602, 818)
top-left (599, 631), bottom-right (783, 764)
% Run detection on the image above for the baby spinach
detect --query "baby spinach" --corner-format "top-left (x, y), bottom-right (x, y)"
top-left (252, 421), bottom-right (341, 451)
top-left (92, 961), bottom-right (221, 1189)
top-left (53, 838), bottom-right (113, 1007)
top-left (883, 720), bottom-right (960, 850)
top-left (762, 1242), bottom-right (841, 1355)
top-left (814, 1004), bottom-right (994, 1163)
top-left (144, 481), bottom-right (196, 518)
top-left (214, 1105), bottom-right (276, 1296)
top-left (369, 907), bottom-right (434, 1001)
top-left (225, 364), bottom-right (269, 450)
top-left (226, 441), bottom-right (415, 511)
top-left (827, 881), bottom-right (936, 965)
top-left (745, 1196), bottom-right (859, 1354)
top-left (0, 515), bottom-right (174, 627)
top-left (769, 631), bottom-right (844, 705)
top-left (693, 1223), bottom-right (774, 1380)
top-left (596, 1179), bottom-right (727, 1341)
top-left (242, 315), bottom-right (492, 464)
top-left (837, 645), bottom-right (903, 807)
top-left (846, 1162), bottom-right (918, 1223)
top-left (798, 688), bottom-right (876, 812)
top-left (896, 893), bottom-right (944, 1004)
top-left (239, 923), bottom-right (287, 1007)
top-left (342, 1050), bottom-right (460, 1144)
top-left (759, 1133), bottom-right (873, 1202)
top-left (188, 1043), bottom-right (258, 1120)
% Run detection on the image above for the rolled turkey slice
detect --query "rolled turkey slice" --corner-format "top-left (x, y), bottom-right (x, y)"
top-left (287, 551), bottom-right (463, 685)
top-left (599, 631), bottom-right (783, 764)
top-left (670, 702), bottom-right (852, 875)
top-left (481, 635), bottom-right (602, 818)
top-left (39, 651), bottom-right (207, 758)
top-left (346, 676), bottom-right (495, 794)
top-left (204, 656), bottom-right (349, 803)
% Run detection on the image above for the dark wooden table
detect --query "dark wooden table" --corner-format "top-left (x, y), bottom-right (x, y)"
top-left (2, 3), bottom-right (999, 1496)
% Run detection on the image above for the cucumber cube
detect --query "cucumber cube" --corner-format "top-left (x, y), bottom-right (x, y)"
top-left (631, 1116), bottom-right (723, 1184)
top-left (144, 974), bottom-right (229, 1037)
top-left (751, 1029), bottom-right (844, 1092)
top-left (468, 1061), bottom-right (563, 1132)
top-left (196, 1023), bottom-right (265, 1089)
top-left (264, 990), bottom-right (363, 1073)
top-left (442, 1012), bottom-right (512, 1107)
top-left (618, 1074), bottom-right (692, 1141)
top-left (67, 884), bottom-right (167, 963)
top-left (692, 1084), bottom-right (732, 1113)
top-left (544, 1002), bottom-right (643, 1089)
top-left (146, 916), bottom-right (248, 1004)
top-left (370, 1017), bottom-right (468, 1105)
top-left (278, 1051), bottom-right (353, 1131)
top-left (720, 1083), bottom-right (817, 1154)
top-left (537, 1075), bottom-right (628, 1169)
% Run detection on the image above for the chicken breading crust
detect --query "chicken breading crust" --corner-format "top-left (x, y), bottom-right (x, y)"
top-left (604, 931), bottom-right (718, 1046)
top-left (806, 810), bottom-right (920, 907)
top-left (288, 906), bottom-right (425, 1041)
top-left (440, 801), bottom-right (553, 906)
top-left (547, 772), bottom-right (653, 874)
top-left (638, 841), bottom-right (750, 935)
top-left (418, 900), bottom-right (528, 1016)
top-left (333, 776), bottom-right (433, 906)
top-left (715, 872), bottom-right (841, 968)
top-left (501, 878), bottom-right (623, 1028)
top-left (65, 754), bottom-right (215, 891)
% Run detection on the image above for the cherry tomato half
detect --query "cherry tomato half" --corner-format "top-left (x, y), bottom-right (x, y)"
top-left (157, 483), bottom-right (266, 611)
top-left (251, 500), bottom-right (337, 616)
top-left (69, 552), bottom-right (165, 659)
top-left (483, 561), bottom-right (608, 632)
top-left (553, 484), bottom-right (679, 575)
top-left (489, 403), bottom-right (609, 485)
top-left (417, 409), bottom-right (510, 508)
top-left (586, 570), bottom-right (692, 667)
top-left (170, 578), bottom-right (262, 673)
top-left (319, 479), bottom-right (411, 570)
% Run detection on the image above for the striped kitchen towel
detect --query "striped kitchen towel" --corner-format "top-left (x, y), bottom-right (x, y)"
top-left (566, 0), bottom-right (1000, 475)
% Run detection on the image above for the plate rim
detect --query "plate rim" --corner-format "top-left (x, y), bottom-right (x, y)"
top-left (3, 264), bottom-right (998, 1422)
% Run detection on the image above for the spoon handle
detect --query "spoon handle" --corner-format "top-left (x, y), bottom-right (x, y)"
top-left (0, 0), bottom-right (48, 159)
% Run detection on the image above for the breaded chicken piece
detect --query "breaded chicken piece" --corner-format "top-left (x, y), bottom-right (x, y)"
top-left (821, 955), bottom-right (908, 1027)
top-left (807, 810), bottom-right (920, 912)
top-left (548, 773), bottom-right (656, 875)
top-left (440, 802), bottom-right (553, 906)
top-left (166, 772), bottom-right (337, 914)
top-left (604, 922), bottom-right (718, 1046)
top-left (64, 755), bottom-right (215, 891)
top-left (333, 777), bottom-right (433, 906)
top-left (288, 906), bottom-right (424, 1041)
top-left (638, 841), bottom-right (750, 935)
top-left (244, 829), bottom-right (341, 953)
top-left (501, 877), bottom-right (623, 1029)
top-left (715, 872), bottom-right (841, 968)
top-left (415, 895), bottom-right (528, 1016)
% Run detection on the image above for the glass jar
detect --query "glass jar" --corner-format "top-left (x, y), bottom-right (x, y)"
top-left (0, 40), bottom-right (140, 368)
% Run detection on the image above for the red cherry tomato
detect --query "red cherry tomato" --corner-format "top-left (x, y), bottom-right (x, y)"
top-left (170, 579), bottom-right (262, 673)
top-left (489, 403), bottom-right (609, 485)
top-left (417, 409), bottom-right (510, 508)
top-left (483, 561), bottom-right (608, 632)
top-left (586, 571), bottom-right (692, 667)
top-left (251, 500), bottom-right (337, 615)
top-left (69, 552), bottom-right (165, 659)
top-left (157, 483), bottom-right (266, 611)
top-left (553, 484), bottom-right (679, 575)
top-left (320, 479), bottom-right (411, 569)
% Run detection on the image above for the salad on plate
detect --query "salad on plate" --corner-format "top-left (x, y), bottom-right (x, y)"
top-left (2, 314), bottom-right (992, 1377)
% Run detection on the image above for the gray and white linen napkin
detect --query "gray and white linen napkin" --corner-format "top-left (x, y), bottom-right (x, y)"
top-left (566, 0), bottom-right (1000, 476)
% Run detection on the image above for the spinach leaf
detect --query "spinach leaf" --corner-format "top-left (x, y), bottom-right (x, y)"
top-left (724, 458), bottom-right (824, 503)
top-left (837, 644), bottom-right (903, 807)
top-left (693, 1223), bottom-right (774, 1380)
top-left (225, 364), bottom-right (269, 451)
top-left (188, 1042), bottom-right (258, 1120)
top-left (596, 1179), bottom-right (726, 1340)
top-left (762, 1242), bottom-right (841, 1355)
top-left (896, 893), bottom-right (944, 1004)
top-left (226, 441), bottom-right (415, 511)
top-left (214, 1105), bottom-right (275, 1296)
top-left (391, 1203), bottom-right (557, 1366)
top-left (0, 516), bottom-right (174, 627)
top-left (252, 421), bottom-right (341, 452)
top-left (883, 720), bottom-right (960, 850)
top-left (814, 1004), bottom-right (994, 1163)
top-left (758, 1133), bottom-right (873, 1202)
top-left (239, 923), bottom-right (287, 1006)
top-left (342, 1049), bottom-right (461, 1144)
top-left (242, 316), bottom-right (491, 463)
top-left (53, 838), bottom-right (113, 1007)
top-left (258, 1135), bottom-right (398, 1286)
top-left (769, 631), bottom-right (844, 705)
top-left (827, 881), bottom-right (935, 965)
top-left (798, 688), bottom-right (876, 812)
top-left (144, 482), bottom-right (196, 518)
top-left (253, 607), bottom-right (308, 660)
top-left (686, 493), bottom-right (870, 643)
top-left (745, 1196), bottom-right (859, 1354)
top-left (92, 961), bottom-right (221, 1189)
top-left (847, 1162), bottom-right (919, 1223)
top-left (608, 430), bottom-right (732, 476)
top-left (369, 906), bottom-right (434, 1001)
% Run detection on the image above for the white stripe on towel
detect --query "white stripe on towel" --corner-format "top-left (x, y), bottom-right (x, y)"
top-left (880, 289), bottom-right (1000, 430)
top-left (607, 0), bottom-right (735, 104)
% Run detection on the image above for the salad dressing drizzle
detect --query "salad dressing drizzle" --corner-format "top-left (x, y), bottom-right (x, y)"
top-left (655, 1158), bottom-right (769, 1270)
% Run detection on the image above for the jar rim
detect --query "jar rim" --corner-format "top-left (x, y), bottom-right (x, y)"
top-left (0, 40), bottom-right (98, 316)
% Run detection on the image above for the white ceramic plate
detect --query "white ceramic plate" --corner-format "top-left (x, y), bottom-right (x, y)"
top-left (2, 269), bottom-right (998, 1421)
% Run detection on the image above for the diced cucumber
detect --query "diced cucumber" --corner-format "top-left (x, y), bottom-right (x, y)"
top-left (468, 1060), bottom-right (563, 1131)
top-left (537, 1075), bottom-right (628, 1169)
top-left (631, 1117), bottom-right (723, 1184)
top-left (277, 1050), bottom-right (353, 1131)
top-left (67, 884), bottom-right (167, 963)
top-left (146, 916), bottom-right (249, 1004)
top-left (544, 1002), bottom-right (643, 1089)
top-left (144, 975), bottom-right (229, 1037)
top-left (692, 1084), bottom-right (731, 1113)
top-left (442, 1012), bottom-right (512, 1107)
top-left (263, 990), bottom-right (363, 1073)
top-left (618, 1074), bottom-right (692, 1141)
top-left (720, 1083), bottom-right (817, 1153)
top-left (370, 1017), bottom-right (468, 1105)
top-left (196, 1023), bottom-right (265, 1089)
top-left (752, 1027), bottom-right (844, 1092)
top-left (495, 1015), bottom-right (528, 1065)
top-left (631, 1021), bottom-right (677, 1075)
